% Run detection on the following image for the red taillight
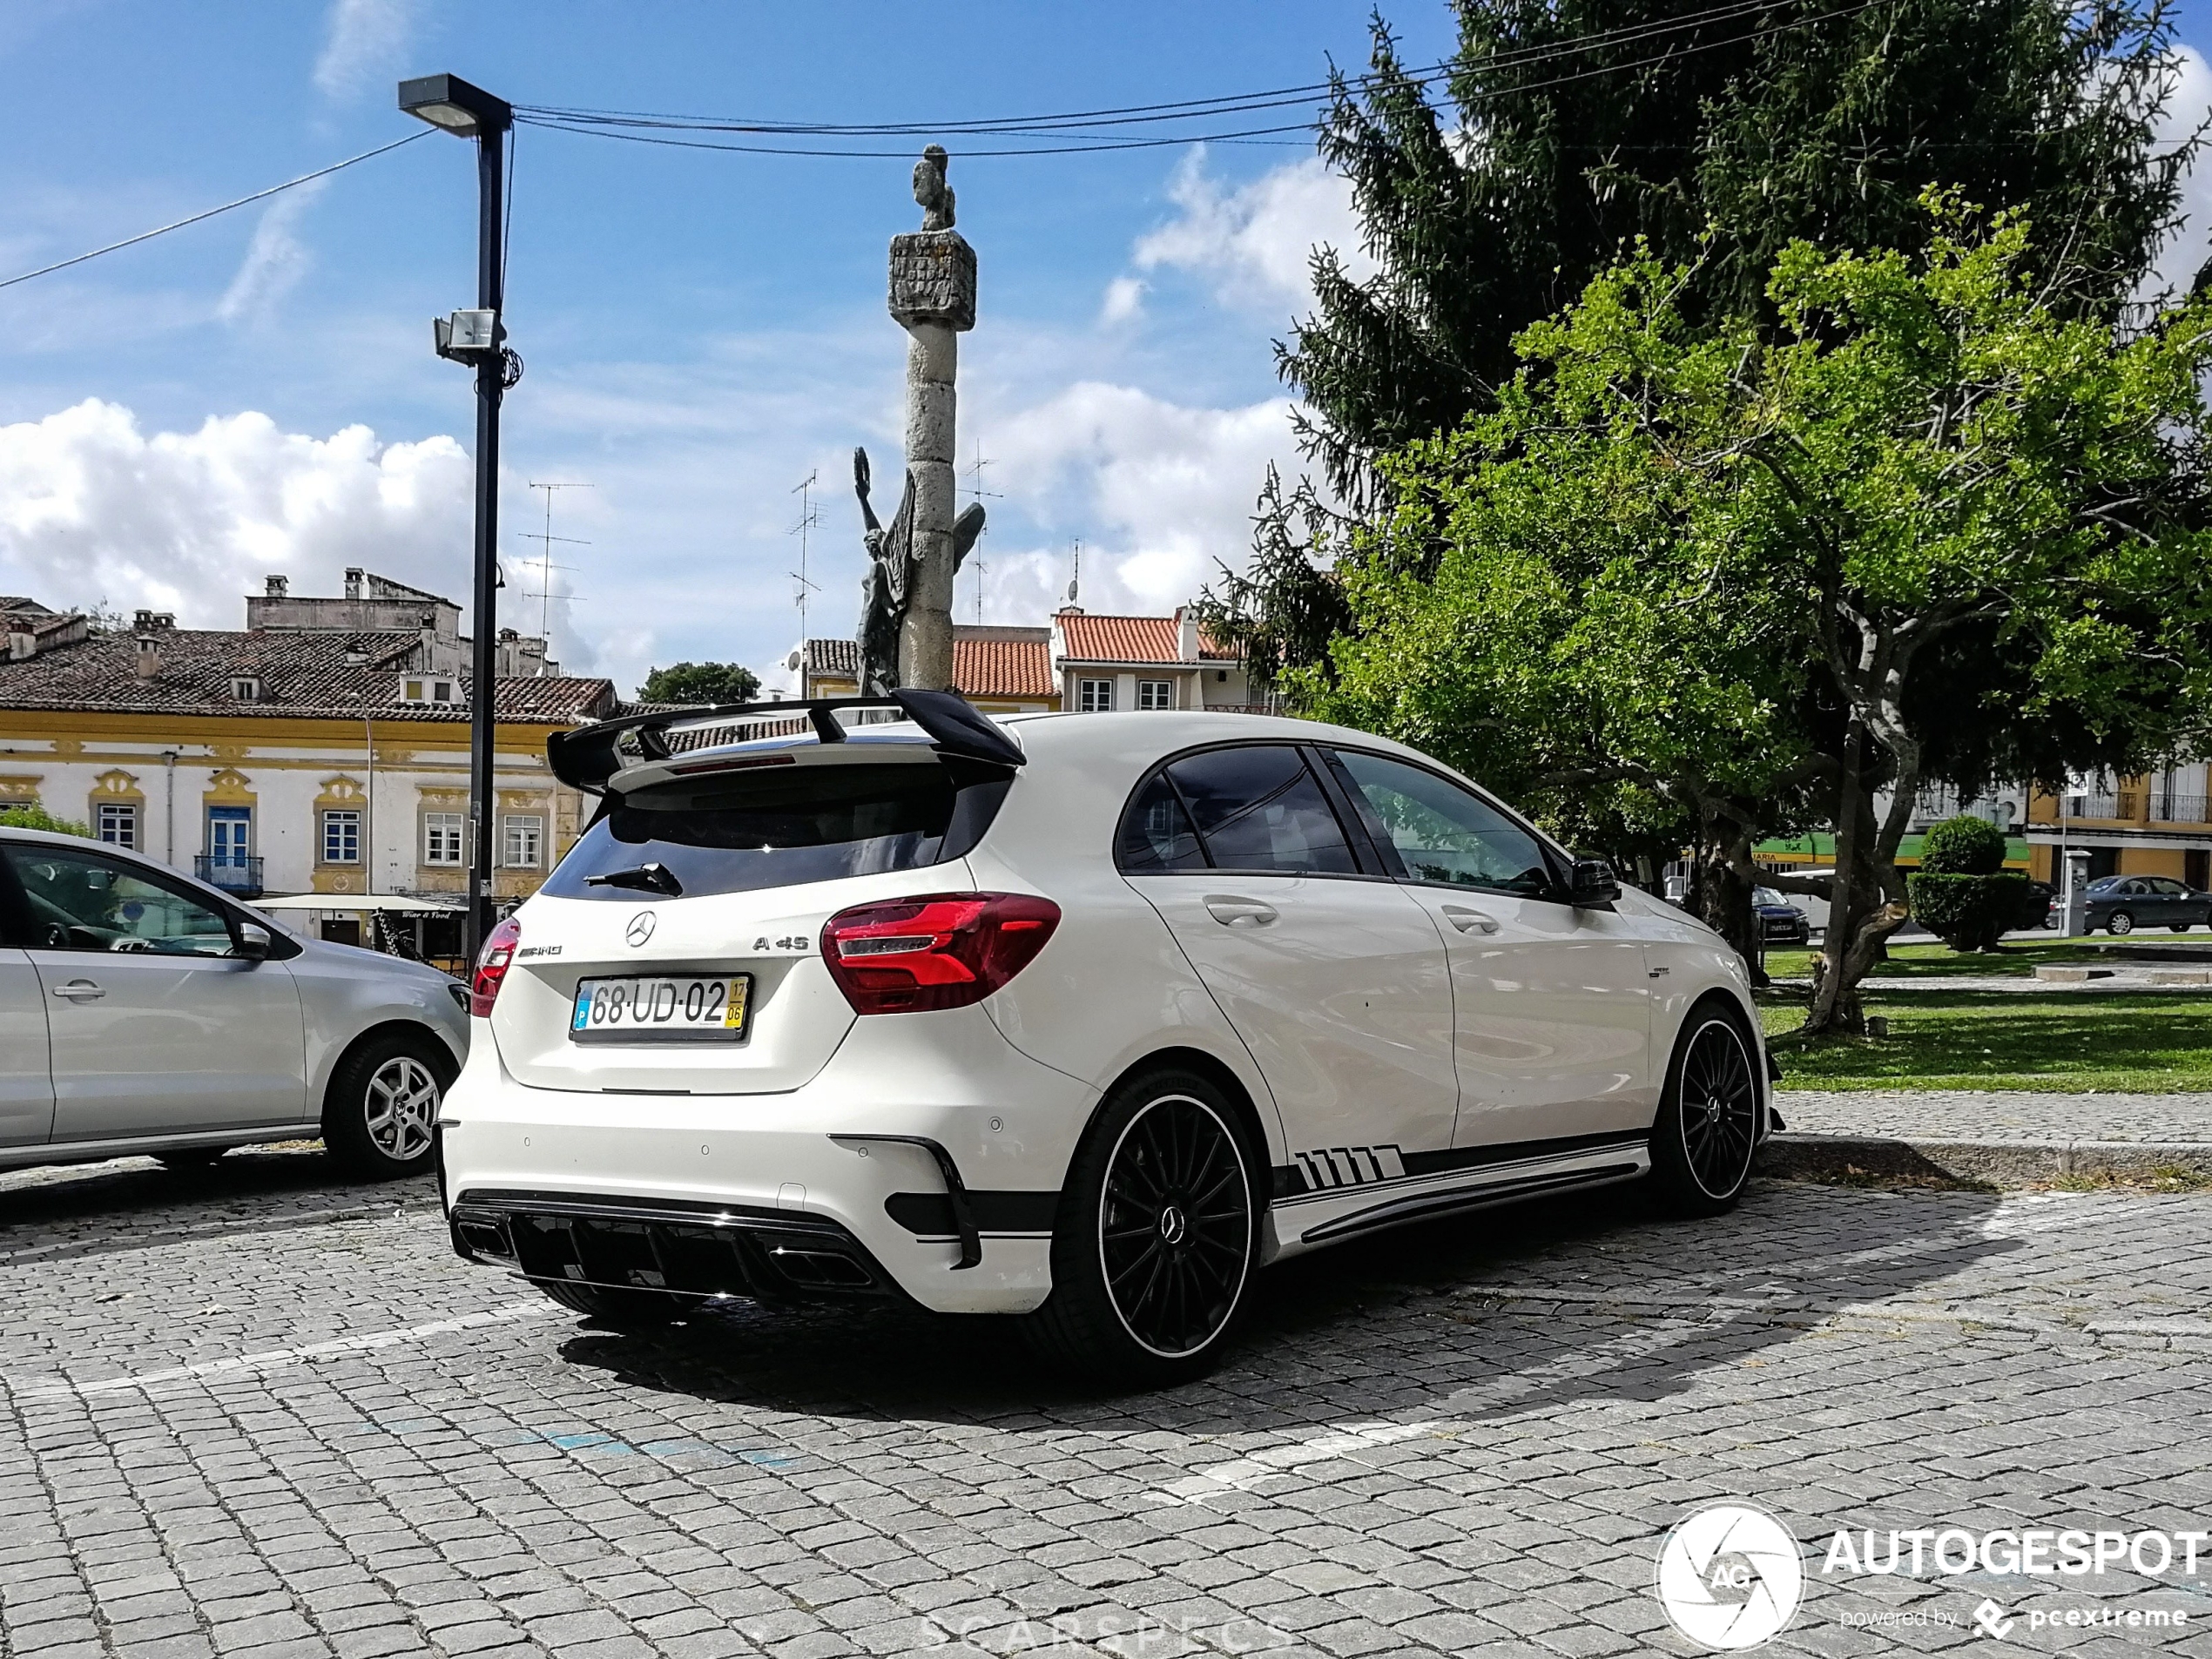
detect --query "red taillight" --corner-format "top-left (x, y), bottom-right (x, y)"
top-left (819, 892), bottom-right (1061, 1015)
top-left (469, 915), bottom-right (522, 1017)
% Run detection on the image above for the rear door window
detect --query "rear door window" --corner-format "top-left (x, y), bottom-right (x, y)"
top-left (542, 760), bottom-right (1008, 900)
top-left (1119, 745), bottom-right (1358, 876)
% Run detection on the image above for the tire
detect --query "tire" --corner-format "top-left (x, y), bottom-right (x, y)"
top-left (1024, 1067), bottom-right (1260, 1387)
top-left (2175, 924), bottom-right (2194, 934)
top-left (1648, 1001), bottom-right (1763, 1217)
top-left (322, 1029), bottom-right (455, 1179)
top-left (2109, 911), bottom-right (2135, 936)
top-left (536, 1278), bottom-right (687, 1329)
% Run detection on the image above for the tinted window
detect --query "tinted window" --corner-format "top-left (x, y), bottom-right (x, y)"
top-left (541, 760), bottom-right (1007, 901)
top-left (1118, 772), bottom-right (1206, 873)
top-left (1334, 751), bottom-right (1554, 895)
top-left (1155, 746), bottom-right (1356, 875)
top-left (6, 845), bottom-right (239, 955)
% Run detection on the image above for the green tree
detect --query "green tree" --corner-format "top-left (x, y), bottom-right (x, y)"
top-left (0, 806), bottom-right (90, 837)
top-left (637, 662), bottom-right (760, 706)
top-left (1281, 0), bottom-right (2193, 508)
top-left (1307, 202), bottom-right (2212, 1030)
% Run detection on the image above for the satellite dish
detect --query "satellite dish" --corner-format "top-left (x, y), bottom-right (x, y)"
top-left (785, 650), bottom-right (801, 671)
top-left (1065, 579), bottom-right (1078, 604)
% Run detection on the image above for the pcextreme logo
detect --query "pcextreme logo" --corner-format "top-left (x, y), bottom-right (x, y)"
top-left (1656, 1504), bottom-right (1806, 1651)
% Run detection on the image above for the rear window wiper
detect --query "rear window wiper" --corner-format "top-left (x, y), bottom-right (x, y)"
top-left (584, 861), bottom-right (684, 896)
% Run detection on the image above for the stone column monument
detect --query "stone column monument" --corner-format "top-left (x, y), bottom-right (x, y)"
top-left (886, 145), bottom-right (974, 691)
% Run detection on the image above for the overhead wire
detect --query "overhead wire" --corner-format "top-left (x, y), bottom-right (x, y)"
top-left (0, 130), bottom-right (431, 293)
top-left (515, 1), bottom-right (1882, 160)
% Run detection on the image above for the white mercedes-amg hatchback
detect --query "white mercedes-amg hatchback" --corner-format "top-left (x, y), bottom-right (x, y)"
top-left (442, 692), bottom-right (1774, 1383)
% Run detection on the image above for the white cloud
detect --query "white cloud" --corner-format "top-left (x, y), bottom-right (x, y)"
top-left (978, 381), bottom-right (1300, 615)
top-left (1099, 276), bottom-right (1146, 326)
top-left (1132, 150), bottom-right (1372, 313)
top-left (217, 180), bottom-right (326, 325)
top-left (2148, 45), bottom-right (2212, 299)
top-left (0, 397), bottom-right (478, 637)
top-left (314, 0), bottom-right (418, 102)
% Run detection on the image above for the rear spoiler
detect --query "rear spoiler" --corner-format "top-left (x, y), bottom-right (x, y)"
top-left (547, 688), bottom-right (1026, 794)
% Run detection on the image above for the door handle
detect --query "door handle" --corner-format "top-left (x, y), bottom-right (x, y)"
top-left (1204, 895), bottom-right (1278, 927)
top-left (1440, 906), bottom-right (1500, 934)
top-left (51, 980), bottom-right (105, 1000)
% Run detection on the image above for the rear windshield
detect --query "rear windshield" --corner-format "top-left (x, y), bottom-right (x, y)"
top-left (541, 759), bottom-right (1008, 901)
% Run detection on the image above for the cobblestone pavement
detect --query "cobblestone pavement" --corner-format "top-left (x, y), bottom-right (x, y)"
top-left (7, 1150), bottom-right (2212, 1656)
top-left (1777, 1089), bottom-right (2212, 1144)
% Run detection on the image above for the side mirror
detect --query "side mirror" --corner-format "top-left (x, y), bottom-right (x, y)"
top-left (234, 921), bottom-right (273, 961)
top-left (1568, 858), bottom-right (1621, 907)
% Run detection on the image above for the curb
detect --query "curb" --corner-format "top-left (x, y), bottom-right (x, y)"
top-left (1758, 1132), bottom-right (2212, 1185)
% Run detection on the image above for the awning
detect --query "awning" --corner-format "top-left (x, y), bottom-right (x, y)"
top-left (250, 894), bottom-right (464, 914)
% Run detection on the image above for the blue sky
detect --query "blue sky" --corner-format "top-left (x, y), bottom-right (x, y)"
top-left (0, 1), bottom-right (2202, 701)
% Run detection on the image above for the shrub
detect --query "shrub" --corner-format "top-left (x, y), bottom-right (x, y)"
top-left (1919, 814), bottom-right (2007, 875)
top-left (0, 805), bottom-right (88, 838)
top-left (1909, 871), bottom-right (2029, 951)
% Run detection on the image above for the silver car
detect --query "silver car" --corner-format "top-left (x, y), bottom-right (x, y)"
top-left (0, 826), bottom-right (469, 1178)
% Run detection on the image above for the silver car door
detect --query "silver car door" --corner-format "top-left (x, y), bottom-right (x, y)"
top-left (0, 941), bottom-right (54, 1147)
top-left (4, 842), bottom-right (307, 1141)
top-left (1325, 749), bottom-right (1656, 1151)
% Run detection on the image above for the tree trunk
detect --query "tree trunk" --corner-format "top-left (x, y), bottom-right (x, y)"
top-left (1693, 817), bottom-right (1765, 984)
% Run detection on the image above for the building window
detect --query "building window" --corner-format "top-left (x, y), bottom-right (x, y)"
top-left (231, 676), bottom-right (260, 701)
top-left (97, 803), bottom-right (138, 850)
top-left (1078, 678), bottom-right (1116, 712)
top-left (1136, 679), bottom-right (1175, 711)
top-left (403, 679), bottom-right (425, 702)
top-left (321, 809), bottom-right (361, 865)
top-left (502, 813), bottom-right (543, 869)
top-left (423, 813), bottom-right (464, 866)
top-left (434, 680), bottom-right (455, 704)
top-left (206, 806), bottom-right (252, 867)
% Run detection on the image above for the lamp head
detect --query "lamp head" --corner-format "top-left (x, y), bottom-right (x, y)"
top-left (397, 73), bottom-right (511, 138)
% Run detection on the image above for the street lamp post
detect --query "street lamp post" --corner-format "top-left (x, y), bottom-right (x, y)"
top-left (398, 72), bottom-right (516, 962)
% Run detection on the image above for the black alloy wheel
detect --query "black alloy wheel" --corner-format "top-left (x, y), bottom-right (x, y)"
top-left (1098, 1094), bottom-right (1254, 1359)
top-left (1025, 1068), bottom-right (1260, 1386)
top-left (1649, 1006), bottom-right (1762, 1216)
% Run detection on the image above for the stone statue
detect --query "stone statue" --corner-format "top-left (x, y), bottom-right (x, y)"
top-left (853, 444), bottom-right (986, 695)
top-left (914, 144), bottom-right (954, 231)
top-left (853, 446), bottom-right (913, 693)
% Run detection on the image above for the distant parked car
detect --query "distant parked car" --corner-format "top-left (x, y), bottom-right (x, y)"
top-left (2022, 880), bottom-right (2058, 930)
top-left (0, 826), bottom-right (469, 1178)
top-left (2060, 874), bottom-right (2212, 934)
top-left (1753, 886), bottom-right (1811, 947)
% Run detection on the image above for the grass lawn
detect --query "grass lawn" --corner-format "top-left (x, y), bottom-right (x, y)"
top-left (1759, 991), bottom-right (2212, 1092)
top-left (1759, 940), bottom-right (2180, 980)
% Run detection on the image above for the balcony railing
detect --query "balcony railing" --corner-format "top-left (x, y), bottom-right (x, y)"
top-left (195, 854), bottom-right (264, 896)
top-left (2153, 793), bottom-right (2212, 825)
top-left (2061, 793), bottom-right (2142, 821)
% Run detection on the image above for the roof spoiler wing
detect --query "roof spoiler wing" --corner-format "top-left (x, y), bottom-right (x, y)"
top-left (547, 688), bottom-right (1026, 793)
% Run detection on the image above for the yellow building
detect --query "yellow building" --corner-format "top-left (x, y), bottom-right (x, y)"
top-left (0, 583), bottom-right (615, 958)
top-left (2025, 772), bottom-right (2212, 889)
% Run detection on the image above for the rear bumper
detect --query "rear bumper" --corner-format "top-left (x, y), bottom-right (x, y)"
top-left (439, 1004), bottom-right (1100, 1315)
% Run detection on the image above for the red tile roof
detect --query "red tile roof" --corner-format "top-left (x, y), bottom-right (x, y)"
top-left (1057, 613), bottom-right (1183, 664)
top-left (0, 624), bottom-right (615, 724)
top-left (954, 630), bottom-right (1054, 698)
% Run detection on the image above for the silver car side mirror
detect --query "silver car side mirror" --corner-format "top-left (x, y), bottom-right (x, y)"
top-left (234, 921), bottom-right (273, 961)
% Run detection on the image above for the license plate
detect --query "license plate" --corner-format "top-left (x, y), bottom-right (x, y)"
top-left (570, 974), bottom-right (751, 1042)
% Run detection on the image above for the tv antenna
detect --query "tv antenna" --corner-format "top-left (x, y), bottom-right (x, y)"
top-left (1065, 537), bottom-right (1082, 608)
top-left (520, 481), bottom-right (592, 672)
top-left (789, 469), bottom-right (822, 639)
top-left (962, 441), bottom-right (1001, 625)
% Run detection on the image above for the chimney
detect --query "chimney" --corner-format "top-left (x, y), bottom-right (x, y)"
top-left (345, 568), bottom-right (366, 600)
top-left (8, 631), bottom-right (33, 662)
top-left (265, 574), bottom-right (288, 597)
top-left (1176, 606), bottom-right (1199, 662)
top-left (419, 612), bottom-right (436, 663)
top-left (135, 631), bottom-right (161, 678)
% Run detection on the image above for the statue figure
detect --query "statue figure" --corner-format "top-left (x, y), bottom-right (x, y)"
top-left (853, 443), bottom-right (987, 696)
top-left (914, 144), bottom-right (954, 232)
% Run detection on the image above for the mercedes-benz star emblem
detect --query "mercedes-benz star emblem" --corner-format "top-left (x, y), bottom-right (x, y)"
top-left (624, 912), bottom-right (657, 948)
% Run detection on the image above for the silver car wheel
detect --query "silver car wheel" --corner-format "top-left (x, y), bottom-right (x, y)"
top-left (364, 1055), bottom-right (439, 1161)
